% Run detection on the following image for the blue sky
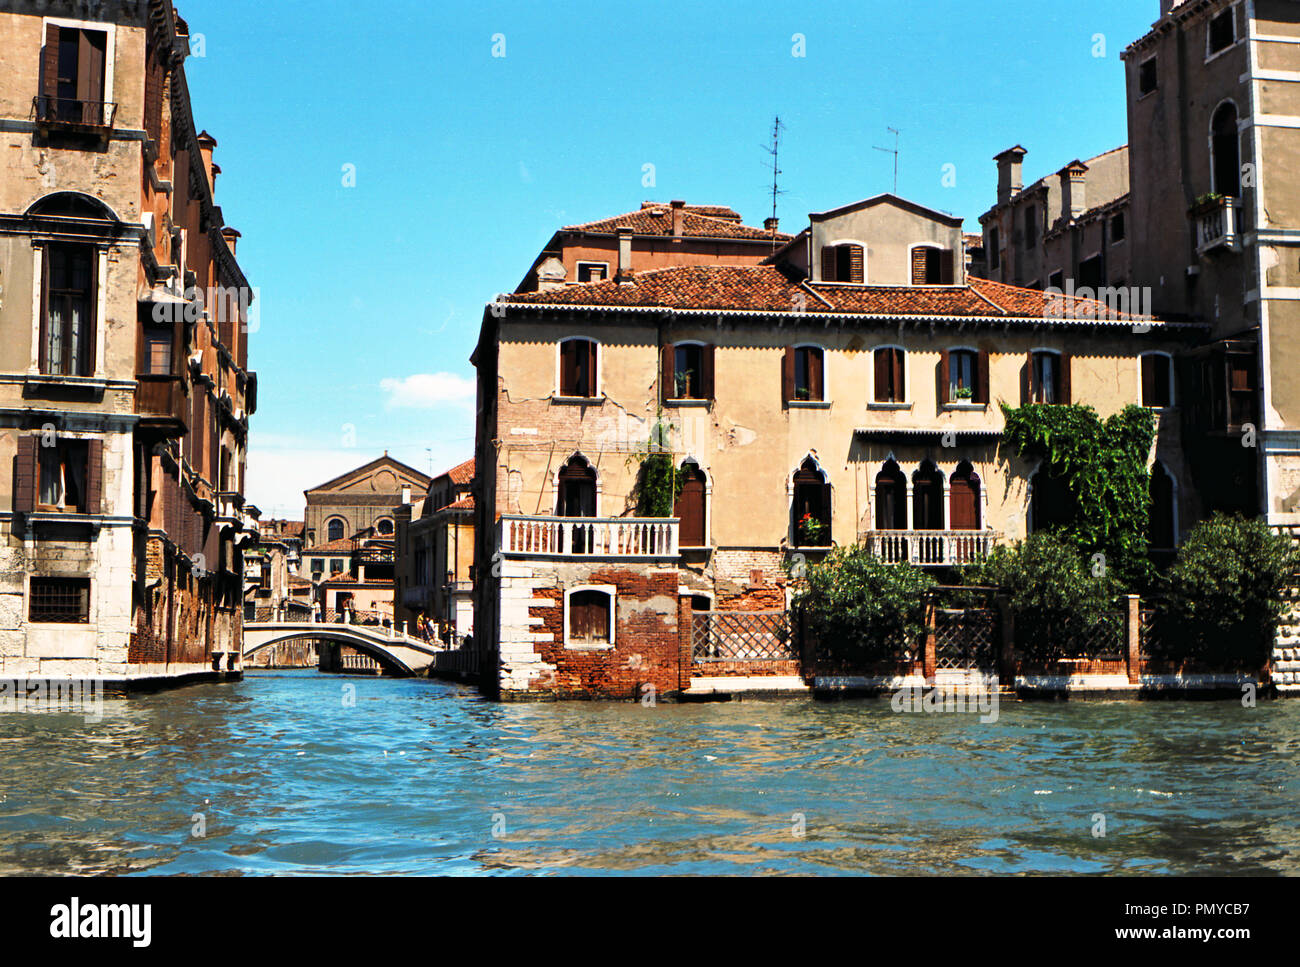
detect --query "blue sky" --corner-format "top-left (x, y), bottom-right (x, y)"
top-left (177, 0), bottom-right (1160, 518)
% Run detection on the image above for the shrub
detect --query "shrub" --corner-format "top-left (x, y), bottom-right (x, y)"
top-left (962, 532), bottom-right (1119, 662)
top-left (633, 452), bottom-right (681, 518)
top-left (792, 546), bottom-right (934, 665)
top-left (1155, 514), bottom-right (1300, 668)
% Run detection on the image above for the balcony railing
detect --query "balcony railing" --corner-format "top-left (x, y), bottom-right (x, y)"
top-left (863, 530), bottom-right (996, 566)
top-left (32, 96), bottom-right (117, 131)
top-left (1194, 196), bottom-right (1242, 255)
top-left (500, 515), bottom-right (678, 559)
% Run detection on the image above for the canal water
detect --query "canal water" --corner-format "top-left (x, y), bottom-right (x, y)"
top-left (1, 670), bottom-right (1297, 875)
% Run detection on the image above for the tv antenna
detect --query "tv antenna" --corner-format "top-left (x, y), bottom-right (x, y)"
top-left (874, 126), bottom-right (901, 194)
top-left (761, 115), bottom-right (787, 249)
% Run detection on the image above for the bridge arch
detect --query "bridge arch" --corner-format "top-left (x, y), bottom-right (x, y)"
top-left (242, 621), bottom-right (440, 677)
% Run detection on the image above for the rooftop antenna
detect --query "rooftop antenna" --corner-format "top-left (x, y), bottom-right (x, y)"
top-left (761, 115), bottom-right (787, 250)
top-left (874, 126), bottom-right (901, 194)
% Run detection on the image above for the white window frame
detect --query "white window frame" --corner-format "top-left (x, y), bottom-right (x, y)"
top-left (1139, 350), bottom-right (1176, 409)
top-left (41, 16), bottom-right (117, 107)
top-left (1029, 347), bottom-right (1064, 405)
top-left (564, 585), bottom-right (616, 650)
top-left (869, 344), bottom-right (910, 408)
top-left (1205, 5), bottom-right (1240, 64)
top-left (787, 452), bottom-right (832, 548)
top-left (554, 336), bottom-right (602, 400)
top-left (574, 261), bottom-right (609, 284)
top-left (945, 345), bottom-right (982, 407)
top-left (820, 238), bottom-right (868, 284)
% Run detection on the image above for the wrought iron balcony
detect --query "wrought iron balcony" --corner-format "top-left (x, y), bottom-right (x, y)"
top-left (500, 515), bottom-right (678, 559)
top-left (32, 96), bottom-right (117, 132)
top-left (863, 530), bottom-right (996, 566)
top-left (1193, 196), bottom-right (1242, 255)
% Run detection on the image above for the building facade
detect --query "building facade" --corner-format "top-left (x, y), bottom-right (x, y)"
top-left (0, 0), bottom-right (257, 687)
top-left (302, 453), bottom-right (429, 548)
top-left (472, 194), bottom-right (1201, 701)
top-left (394, 457), bottom-right (474, 642)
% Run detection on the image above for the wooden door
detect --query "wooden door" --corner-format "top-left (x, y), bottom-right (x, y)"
top-left (675, 465), bottom-right (706, 547)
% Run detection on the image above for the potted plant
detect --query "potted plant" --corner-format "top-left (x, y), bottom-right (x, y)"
top-left (675, 371), bottom-right (693, 398)
top-left (955, 385), bottom-right (974, 402)
top-left (797, 513), bottom-right (827, 547)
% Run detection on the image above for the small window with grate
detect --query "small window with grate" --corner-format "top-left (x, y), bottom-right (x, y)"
top-left (30, 576), bottom-right (90, 623)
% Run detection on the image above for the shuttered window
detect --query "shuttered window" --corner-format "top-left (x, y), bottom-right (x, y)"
top-left (821, 244), bottom-right (864, 283)
top-left (663, 343), bottom-right (714, 400)
top-left (874, 347), bottom-right (906, 403)
top-left (791, 347), bottom-right (824, 402)
top-left (559, 338), bottom-right (598, 397)
top-left (911, 247), bottom-right (954, 285)
top-left (568, 589), bottom-right (612, 646)
top-left (40, 25), bottom-right (108, 125)
top-left (1141, 354), bottom-right (1172, 408)
top-left (34, 438), bottom-right (100, 514)
top-left (1028, 351), bottom-right (1071, 405)
top-left (41, 244), bottom-right (97, 377)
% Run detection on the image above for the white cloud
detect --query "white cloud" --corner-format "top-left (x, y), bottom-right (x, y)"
top-left (379, 372), bottom-right (475, 409)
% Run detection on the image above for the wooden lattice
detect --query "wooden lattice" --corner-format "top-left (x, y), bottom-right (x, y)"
top-left (692, 611), bottom-right (795, 662)
top-left (934, 607), bottom-right (998, 670)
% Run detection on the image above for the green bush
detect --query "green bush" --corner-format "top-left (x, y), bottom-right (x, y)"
top-left (1155, 514), bottom-right (1300, 667)
top-left (962, 532), bottom-right (1119, 662)
top-left (793, 546), bottom-right (934, 664)
top-left (634, 453), bottom-right (681, 518)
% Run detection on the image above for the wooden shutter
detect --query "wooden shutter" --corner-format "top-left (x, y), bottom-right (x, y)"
top-left (782, 346), bottom-right (795, 403)
top-left (660, 342), bottom-right (674, 401)
top-left (893, 349), bottom-right (905, 402)
top-left (38, 245), bottom-right (50, 374)
top-left (42, 24), bottom-right (60, 106)
top-left (847, 245), bottom-right (864, 283)
top-left (85, 246), bottom-right (99, 375)
top-left (1141, 354), bottom-right (1155, 406)
top-left (85, 438), bottom-right (103, 515)
top-left (560, 340), bottom-right (575, 396)
top-left (586, 341), bottom-right (598, 397)
top-left (701, 344), bottom-right (715, 399)
top-left (950, 471), bottom-right (981, 530)
top-left (809, 348), bottom-right (824, 401)
top-left (976, 349), bottom-right (990, 405)
top-left (79, 30), bottom-right (107, 111)
top-left (874, 349), bottom-right (889, 402)
top-left (821, 247), bottom-right (836, 282)
top-left (1058, 352), bottom-right (1072, 404)
top-left (1023, 351), bottom-right (1034, 404)
top-left (675, 467), bottom-right (706, 546)
top-left (14, 435), bottom-right (37, 514)
top-left (911, 248), bottom-right (927, 285)
top-left (941, 249), bottom-right (955, 285)
top-left (939, 350), bottom-right (951, 404)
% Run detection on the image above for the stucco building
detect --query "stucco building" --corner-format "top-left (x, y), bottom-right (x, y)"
top-left (0, 0), bottom-right (258, 687)
top-left (394, 457), bottom-right (475, 642)
top-left (471, 193), bottom-right (1200, 701)
top-left (302, 453), bottom-right (429, 548)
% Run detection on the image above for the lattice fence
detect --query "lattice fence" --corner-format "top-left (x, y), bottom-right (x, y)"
top-left (934, 607), bottom-right (998, 670)
top-left (1139, 608), bottom-right (1162, 659)
top-left (1075, 611), bottom-right (1127, 661)
top-left (692, 611), bottom-right (795, 662)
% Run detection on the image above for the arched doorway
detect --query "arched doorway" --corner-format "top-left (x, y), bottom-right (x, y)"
top-left (912, 460), bottom-right (945, 531)
top-left (675, 462), bottom-right (707, 547)
top-left (1149, 462), bottom-right (1176, 551)
top-left (557, 455), bottom-right (598, 553)
top-left (875, 460), bottom-right (907, 530)
top-left (1212, 102), bottom-right (1240, 198)
top-left (792, 458), bottom-right (831, 546)
top-left (949, 461), bottom-right (981, 531)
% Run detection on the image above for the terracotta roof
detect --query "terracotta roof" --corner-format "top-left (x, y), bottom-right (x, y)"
top-left (503, 264), bottom-right (1188, 326)
top-left (301, 538), bottom-right (354, 555)
top-left (436, 458), bottom-right (475, 486)
top-left (564, 206), bottom-right (789, 243)
top-left (288, 576), bottom-right (314, 588)
top-left (445, 495), bottom-right (475, 511)
top-left (643, 201), bottom-right (743, 222)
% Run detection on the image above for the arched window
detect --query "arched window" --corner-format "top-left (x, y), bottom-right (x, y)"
top-left (949, 461), bottom-right (982, 531)
top-left (911, 246), bottom-right (954, 285)
top-left (376, 518), bottom-right (394, 536)
top-left (792, 458), bottom-right (831, 546)
top-left (912, 461), bottom-right (945, 531)
top-left (558, 338), bottom-right (598, 398)
top-left (1212, 103), bottom-right (1240, 198)
top-left (1030, 466), bottom-right (1076, 532)
top-left (1149, 462), bottom-right (1176, 550)
top-left (675, 462), bottom-right (707, 547)
top-left (327, 518), bottom-right (345, 542)
top-left (557, 455), bottom-right (597, 518)
top-left (821, 243), bottom-right (864, 283)
top-left (875, 460), bottom-right (907, 531)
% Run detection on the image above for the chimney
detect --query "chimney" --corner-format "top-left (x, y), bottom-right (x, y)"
top-left (670, 199), bottom-right (685, 242)
top-left (995, 146), bottom-right (1027, 206)
top-left (401, 485), bottom-right (412, 505)
top-left (1059, 161), bottom-right (1088, 221)
top-left (220, 226), bottom-right (241, 256)
top-left (616, 227), bottom-right (634, 283)
top-left (196, 130), bottom-right (217, 192)
top-left (764, 216), bottom-right (779, 233)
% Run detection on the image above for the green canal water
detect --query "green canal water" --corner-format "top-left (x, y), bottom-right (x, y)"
top-left (0, 670), bottom-right (1297, 875)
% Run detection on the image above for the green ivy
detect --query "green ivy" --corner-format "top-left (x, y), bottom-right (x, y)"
top-left (1000, 402), bottom-right (1156, 585)
top-left (627, 416), bottom-right (684, 518)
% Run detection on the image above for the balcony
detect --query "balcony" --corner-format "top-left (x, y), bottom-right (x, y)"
top-left (32, 96), bottom-right (117, 136)
top-left (1193, 196), bottom-right (1242, 255)
top-left (500, 515), bottom-right (678, 559)
top-left (135, 376), bottom-right (188, 436)
top-left (863, 530), bottom-right (996, 566)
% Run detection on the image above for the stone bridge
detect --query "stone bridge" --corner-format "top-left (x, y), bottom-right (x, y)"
top-left (242, 616), bottom-right (443, 676)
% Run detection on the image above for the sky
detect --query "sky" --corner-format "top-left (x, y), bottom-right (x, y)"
top-left (176, 0), bottom-right (1161, 520)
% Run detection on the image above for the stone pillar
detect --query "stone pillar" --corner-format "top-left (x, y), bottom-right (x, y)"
top-left (1126, 594), bottom-right (1141, 684)
top-left (678, 595), bottom-right (694, 694)
top-left (923, 597), bottom-right (937, 681)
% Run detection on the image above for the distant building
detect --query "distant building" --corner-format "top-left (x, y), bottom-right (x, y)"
top-left (302, 454), bottom-right (430, 547)
top-left (394, 458), bottom-right (474, 642)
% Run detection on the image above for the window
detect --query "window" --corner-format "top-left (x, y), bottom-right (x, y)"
top-left (1079, 254), bottom-right (1104, 289)
top-left (1111, 212), bottom-right (1126, 244)
top-left (39, 25), bottom-right (108, 125)
top-left (1212, 103), bottom-right (1241, 198)
top-left (1048, 270), bottom-right (1064, 291)
top-left (792, 458), bottom-right (831, 546)
top-left (376, 518), bottom-right (394, 535)
top-left (576, 262), bottom-right (607, 283)
top-left (949, 462), bottom-right (982, 533)
top-left (559, 338), bottom-right (598, 398)
top-left (875, 461), bottom-right (907, 531)
top-left (663, 342), bottom-right (714, 401)
top-left (312, 558), bottom-right (324, 576)
top-left (38, 440), bottom-right (89, 512)
top-left (1226, 353), bottom-right (1256, 427)
top-left (912, 462), bottom-right (945, 531)
top-left (143, 327), bottom-right (172, 375)
top-left (566, 588), bottom-right (613, 647)
top-left (1141, 354), bottom-right (1173, 408)
top-left (327, 518), bottom-right (345, 542)
top-left (944, 348), bottom-right (985, 404)
top-left (557, 455), bottom-right (597, 551)
top-left (821, 243), bottom-right (864, 283)
top-left (988, 228), bottom-right (1001, 271)
top-left (1023, 205), bottom-right (1038, 248)
top-left (29, 576), bottom-right (90, 623)
top-left (1138, 57), bottom-right (1158, 95)
top-left (41, 243), bottom-right (97, 377)
top-left (911, 246), bottom-right (953, 285)
top-left (787, 346), bottom-right (824, 402)
top-left (675, 463), bottom-right (707, 547)
top-left (1208, 9), bottom-right (1235, 55)
top-left (873, 347), bottom-right (906, 403)
top-left (1149, 463), bottom-right (1176, 550)
top-left (1030, 467), bottom-right (1077, 532)
top-left (1029, 351), bottom-right (1070, 405)
top-left (330, 558), bottom-right (344, 575)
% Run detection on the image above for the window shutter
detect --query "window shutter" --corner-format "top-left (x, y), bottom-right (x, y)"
top-left (893, 349), bottom-right (905, 402)
top-left (587, 341), bottom-right (598, 397)
top-left (782, 346), bottom-right (795, 403)
top-left (14, 435), bottom-right (37, 514)
top-left (821, 246), bottom-right (836, 282)
top-left (911, 248), bottom-right (927, 285)
top-left (1058, 353), bottom-right (1072, 404)
top-left (559, 340), bottom-right (575, 396)
top-left (42, 24), bottom-right (59, 105)
top-left (848, 245), bottom-right (864, 283)
top-left (874, 349), bottom-right (889, 402)
top-left (809, 349), bottom-right (824, 401)
top-left (86, 438), bottom-right (103, 515)
top-left (976, 349), bottom-right (990, 405)
top-left (1023, 351), bottom-right (1034, 404)
top-left (701, 344), bottom-right (715, 399)
top-left (939, 350), bottom-right (951, 405)
top-left (941, 249), bottom-right (955, 285)
top-left (1141, 355), bottom-right (1155, 406)
top-left (38, 245), bottom-right (50, 374)
top-left (660, 342), bottom-right (674, 401)
top-left (80, 30), bottom-right (107, 109)
top-left (85, 247), bottom-right (99, 375)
